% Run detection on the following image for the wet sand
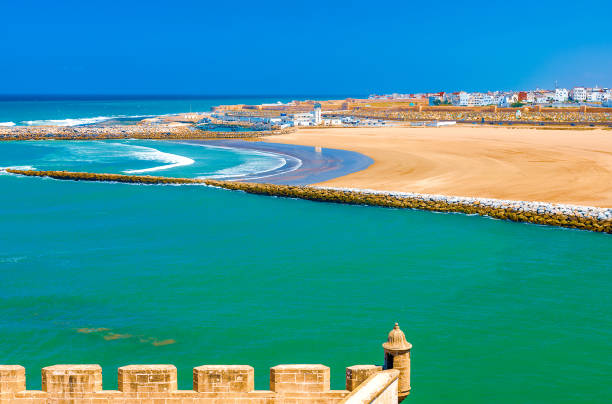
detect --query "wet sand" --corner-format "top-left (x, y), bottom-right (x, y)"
top-left (178, 139), bottom-right (373, 185)
top-left (265, 126), bottom-right (612, 208)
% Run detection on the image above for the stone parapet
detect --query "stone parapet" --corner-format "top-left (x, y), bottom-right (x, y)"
top-left (193, 365), bottom-right (254, 393)
top-left (340, 370), bottom-right (399, 404)
top-left (41, 365), bottom-right (102, 394)
top-left (118, 365), bottom-right (177, 392)
top-left (270, 365), bottom-right (330, 393)
top-left (345, 366), bottom-right (382, 391)
top-left (0, 366), bottom-right (25, 393)
top-left (0, 364), bottom-right (366, 404)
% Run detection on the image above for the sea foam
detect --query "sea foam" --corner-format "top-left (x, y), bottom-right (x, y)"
top-left (0, 165), bottom-right (36, 175)
top-left (122, 145), bottom-right (195, 174)
top-left (0, 121), bottom-right (16, 126)
top-left (19, 114), bottom-right (162, 127)
top-left (22, 116), bottom-right (114, 126)
top-left (181, 142), bottom-right (301, 181)
top-left (210, 155), bottom-right (288, 179)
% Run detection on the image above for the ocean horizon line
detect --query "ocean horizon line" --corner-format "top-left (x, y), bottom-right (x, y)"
top-left (0, 94), bottom-right (360, 101)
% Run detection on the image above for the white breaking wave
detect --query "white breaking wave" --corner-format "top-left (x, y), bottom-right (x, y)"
top-left (119, 143), bottom-right (195, 174)
top-left (179, 142), bottom-right (300, 180)
top-left (21, 141), bottom-right (195, 174)
top-left (0, 121), bottom-right (16, 126)
top-left (22, 116), bottom-right (114, 126)
top-left (19, 114), bottom-right (160, 127)
top-left (0, 165), bottom-right (36, 175)
top-left (209, 155), bottom-right (288, 179)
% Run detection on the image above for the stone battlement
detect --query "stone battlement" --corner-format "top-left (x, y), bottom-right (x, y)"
top-left (0, 324), bottom-right (410, 404)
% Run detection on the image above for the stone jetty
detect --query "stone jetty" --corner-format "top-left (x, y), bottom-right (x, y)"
top-left (4, 169), bottom-right (611, 233)
top-left (0, 125), bottom-right (294, 141)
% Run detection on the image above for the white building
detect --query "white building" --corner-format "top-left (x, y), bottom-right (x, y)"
top-left (469, 93), bottom-right (495, 106)
top-left (587, 88), bottom-right (606, 102)
top-left (322, 118), bottom-right (342, 126)
top-left (313, 103), bottom-right (322, 125)
top-left (290, 113), bottom-right (315, 126)
top-left (497, 95), bottom-right (511, 107)
top-left (571, 87), bottom-right (587, 102)
top-left (554, 88), bottom-right (568, 102)
top-left (280, 104), bottom-right (324, 127)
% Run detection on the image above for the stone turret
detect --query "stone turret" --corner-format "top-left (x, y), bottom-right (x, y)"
top-left (383, 323), bottom-right (412, 401)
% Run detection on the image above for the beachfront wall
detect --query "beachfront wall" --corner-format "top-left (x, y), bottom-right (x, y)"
top-left (0, 364), bottom-right (399, 404)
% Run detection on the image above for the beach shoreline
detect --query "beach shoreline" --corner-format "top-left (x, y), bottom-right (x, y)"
top-left (264, 126), bottom-right (612, 208)
top-left (178, 139), bottom-right (373, 185)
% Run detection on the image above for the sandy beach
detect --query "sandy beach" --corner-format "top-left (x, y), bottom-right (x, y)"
top-left (266, 126), bottom-right (612, 208)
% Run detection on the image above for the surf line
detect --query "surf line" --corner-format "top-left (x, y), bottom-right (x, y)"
top-left (173, 141), bottom-right (303, 181)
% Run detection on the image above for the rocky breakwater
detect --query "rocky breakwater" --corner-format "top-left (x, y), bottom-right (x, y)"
top-left (4, 169), bottom-right (611, 233)
top-left (4, 169), bottom-right (206, 185)
top-left (0, 125), bottom-right (295, 141)
top-left (204, 181), bottom-right (612, 234)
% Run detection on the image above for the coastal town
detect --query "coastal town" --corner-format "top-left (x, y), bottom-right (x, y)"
top-left (370, 86), bottom-right (612, 107)
top-left (206, 86), bottom-right (612, 128)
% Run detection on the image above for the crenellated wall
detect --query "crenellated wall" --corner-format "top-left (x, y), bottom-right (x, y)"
top-left (0, 364), bottom-right (398, 404)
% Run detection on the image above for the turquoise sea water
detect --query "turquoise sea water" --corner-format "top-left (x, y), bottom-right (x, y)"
top-left (1, 139), bottom-right (611, 403)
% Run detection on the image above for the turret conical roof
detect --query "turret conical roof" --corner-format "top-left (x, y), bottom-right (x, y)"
top-left (382, 323), bottom-right (412, 351)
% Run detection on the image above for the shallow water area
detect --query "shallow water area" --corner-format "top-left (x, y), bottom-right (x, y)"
top-left (0, 140), bottom-right (289, 179)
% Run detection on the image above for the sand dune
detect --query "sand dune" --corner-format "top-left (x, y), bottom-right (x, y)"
top-left (267, 126), bottom-right (612, 208)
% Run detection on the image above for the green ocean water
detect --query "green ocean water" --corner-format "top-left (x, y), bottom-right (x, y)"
top-left (1, 141), bottom-right (611, 403)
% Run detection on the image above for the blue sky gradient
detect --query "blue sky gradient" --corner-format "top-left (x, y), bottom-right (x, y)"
top-left (1, 0), bottom-right (611, 95)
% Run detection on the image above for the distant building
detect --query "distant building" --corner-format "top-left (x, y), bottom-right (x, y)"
top-left (281, 104), bottom-right (324, 127)
top-left (554, 88), bottom-right (569, 102)
top-left (322, 118), bottom-right (342, 126)
top-left (571, 87), bottom-right (587, 102)
top-left (468, 93), bottom-right (495, 106)
top-left (587, 88), bottom-right (606, 103)
top-left (498, 95), bottom-right (512, 107)
top-left (313, 103), bottom-right (322, 125)
top-left (535, 95), bottom-right (549, 104)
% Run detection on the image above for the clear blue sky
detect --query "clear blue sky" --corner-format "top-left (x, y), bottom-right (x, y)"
top-left (1, 0), bottom-right (611, 95)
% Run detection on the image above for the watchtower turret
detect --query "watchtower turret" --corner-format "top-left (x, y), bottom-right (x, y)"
top-left (383, 323), bottom-right (412, 401)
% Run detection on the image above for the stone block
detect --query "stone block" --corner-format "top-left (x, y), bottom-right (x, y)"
top-left (41, 365), bottom-right (102, 394)
top-left (345, 365), bottom-right (382, 391)
top-left (0, 365), bottom-right (26, 393)
top-left (118, 365), bottom-right (177, 393)
top-left (270, 365), bottom-right (330, 393)
top-left (193, 365), bottom-right (254, 393)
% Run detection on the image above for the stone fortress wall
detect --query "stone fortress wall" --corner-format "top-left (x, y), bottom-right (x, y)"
top-left (0, 325), bottom-right (411, 404)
